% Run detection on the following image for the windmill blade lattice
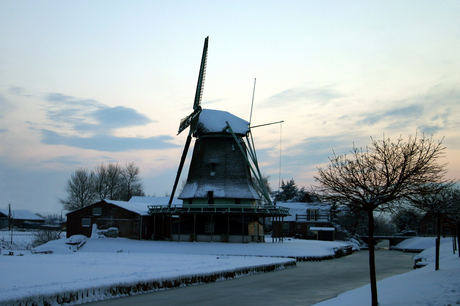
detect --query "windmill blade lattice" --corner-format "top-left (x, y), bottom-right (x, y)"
top-left (177, 36), bottom-right (208, 136)
top-left (169, 36), bottom-right (209, 205)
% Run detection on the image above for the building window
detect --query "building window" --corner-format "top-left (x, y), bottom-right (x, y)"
top-left (427, 224), bottom-right (433, 235)
top-left (93, 207), bottom-right (102, 216)
top-left (82, 218), bottom-right (91, 227)
top-left (307, 209), bottom-right (318, 221)
top-left (205, 222), bottom-right (215, 233)
top-left (210, 163), bottom-right (216, 176)
top-left (235, 199), bottom-right (241, 204)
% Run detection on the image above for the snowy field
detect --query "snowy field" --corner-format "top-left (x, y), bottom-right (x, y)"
top-left (1, 232), bottom-right (459, 306)
top-left (1, 231), bottom-right (350, 305)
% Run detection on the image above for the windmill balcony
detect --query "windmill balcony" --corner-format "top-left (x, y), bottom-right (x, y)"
top-left (148, 204), bottom-right (290, 217)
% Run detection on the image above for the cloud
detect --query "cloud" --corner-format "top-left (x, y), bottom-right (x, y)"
top-left (0, 128), bottom-right (7, 134)
top-left (74, 106), bottom-right (152, 133)
top-left (0, 92), bottom-right (15, 117)
top-left (264, 86), bottom-right (343, 107)
top-left (352, 84), bottom-right (460, 135)
top-left (259, 134), bottom-right (369, 183)
top-left (43, 92), bottom-right (154, 133)
top-left (357, 104), bottom-right (424, 126)
top-left (291, 135), bottom-right (367, 164)
top-left (41, 156), bottom-right (83, 166)
top-left (418, 125), bottom-right (443, 135)
top-left (39, 129), bottom-right (179, 152)
top-left (8, 86), bottom-right (31, 97)
top-left (45, 92), bottom-right (102, 107)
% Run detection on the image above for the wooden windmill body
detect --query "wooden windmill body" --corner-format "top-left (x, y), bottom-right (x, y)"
top-left (179, 109), bottom-right (260, 205)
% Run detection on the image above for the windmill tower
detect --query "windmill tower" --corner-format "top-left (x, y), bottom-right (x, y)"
top-left (169, 36), bottom-right (265, 207)
top-left (149, 37), bottom-right (289, 243)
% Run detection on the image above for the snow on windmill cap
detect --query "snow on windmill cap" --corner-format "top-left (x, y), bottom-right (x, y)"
top-left (196, 109), bottom-right (249, 136)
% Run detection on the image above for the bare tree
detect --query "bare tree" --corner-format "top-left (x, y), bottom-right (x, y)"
top-left (331, 206), bottom-right (368, 237)
top-left (60, 167), bottom-right (97, 211)
top-left (445, 188), bottom-right (460, 258)
top-left (313, 134), bottom-right (451, 306)
top-left (93, 163), bottom-right (110, 200)
top-left (32, 227), bottom-right (62, 247)
top-left (61, 162), bottom-right (145, 210)
top-left (119, 162), bottom-right (144, 201)
top-left (105, 163), bottom-right (122, 200)
top-left (410, 184), bottom-right (459, 269)
top-left (391, 206), bottom-right (423, 233)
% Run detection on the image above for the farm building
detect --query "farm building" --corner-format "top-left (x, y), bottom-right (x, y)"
top-left (66, 198), bottom-right (178, 240)
top-left (0, 209), bottom-right (44, 229)
top-left (418, 212), bottom-right (457, 237)
top-left (273, 202), bottom-right (335, 241)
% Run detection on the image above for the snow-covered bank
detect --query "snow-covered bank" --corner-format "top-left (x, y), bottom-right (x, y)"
top-left (390, 236), bottom-right (451, 253)
top-left (312, 239), bottom-right (460, 306)
top-left (2, 251), bottom-right (294, 306)
top-left (1, 234), bottom-right (352, 305)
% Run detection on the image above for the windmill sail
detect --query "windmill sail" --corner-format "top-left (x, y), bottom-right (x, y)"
top-left (193, 36), bottom-right (208, 112)
top-left (177, 36), bottom-right (208, 135)
top-left (170, 36), bottom-right (209, 205)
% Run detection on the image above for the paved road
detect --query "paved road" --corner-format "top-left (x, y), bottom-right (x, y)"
top-left (87, 249), bottom-right (415, 306)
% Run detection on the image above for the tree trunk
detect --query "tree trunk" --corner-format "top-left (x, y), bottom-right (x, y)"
top-left (457, 222), bottom-right (460, 258)
top-left (367, 209), bottom-right (378, 306)
top-left (435, 213), bottom-right (441, 271)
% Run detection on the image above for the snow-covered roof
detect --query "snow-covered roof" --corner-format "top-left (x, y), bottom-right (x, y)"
top-left (0, 209), bottom-right (44, 221)
top-left (66, 200), bottom-right (152, 216)
top-left (196, 109), bottom-right (249, 136)
top-left (179, 181), bottom-right (260, 200)
top-left (310, 227), bottom-right (335, 231)
top-left (102, 199), bottom-right (151, 216)
top-left (276, 202), bottom-right (328, 222)
top-left (129, 196), bottom-right (182, 206)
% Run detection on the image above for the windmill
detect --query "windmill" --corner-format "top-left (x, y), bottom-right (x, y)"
top-left (155, 37), bottom-right (289, 243)
top-left (169, 36), bottom-right (271, 207)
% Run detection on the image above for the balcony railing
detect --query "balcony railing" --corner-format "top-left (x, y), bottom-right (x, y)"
top-left (148, 204), bottom-right (290, 216)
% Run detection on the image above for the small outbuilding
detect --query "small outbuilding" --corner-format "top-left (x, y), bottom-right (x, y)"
top-left (0, 209), bottom-right (44, 229)
top-left (66, 199), bottom-right (155, 239)
top-left (273, 202), bottom-right (334, 240)
top-left (418, 212), bottom-right (456, 237)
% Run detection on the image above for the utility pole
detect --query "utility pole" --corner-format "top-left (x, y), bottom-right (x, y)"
top-left (8, 204), bottom-right (11, 230)
top-left (8, 204), bottom-right (13, 244)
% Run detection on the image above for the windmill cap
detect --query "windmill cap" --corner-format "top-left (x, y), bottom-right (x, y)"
top-left (196, 109), bottom-right (249, 136)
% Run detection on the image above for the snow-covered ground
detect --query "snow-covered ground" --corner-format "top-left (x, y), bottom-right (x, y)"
top-left (313, 237), bottom-right (460, 306)
top-left (1, 232), bottom-right (459, 306)
top-left (390, 236), bottom-right (451, 252)
top-left (1, 231), bottom-right (350, 305)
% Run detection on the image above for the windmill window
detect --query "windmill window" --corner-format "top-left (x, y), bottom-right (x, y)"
top-left (210, 163), bottom-right (216, 176)
top-left (207, 191), bottom-right (214, 204)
